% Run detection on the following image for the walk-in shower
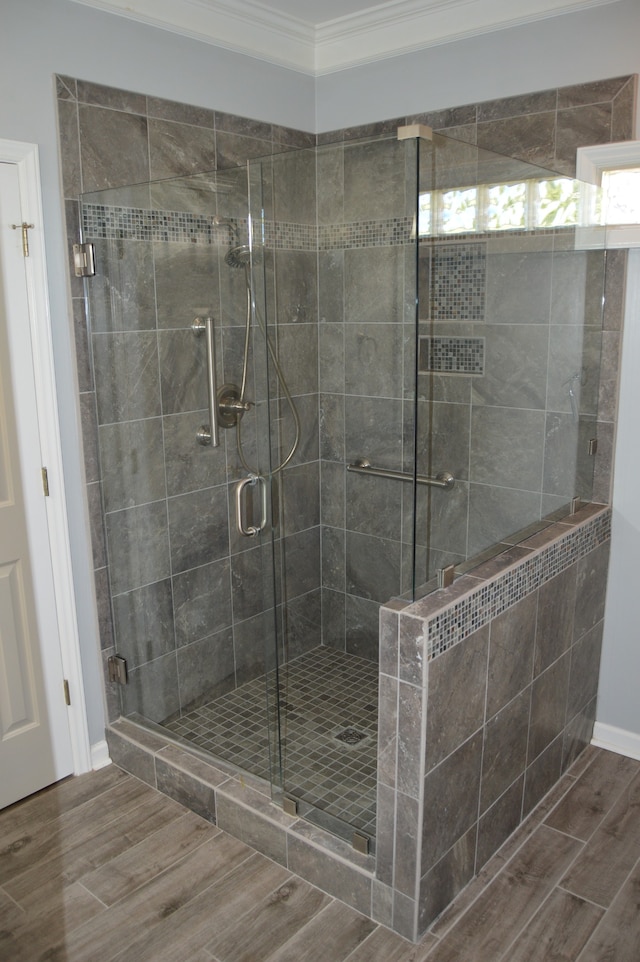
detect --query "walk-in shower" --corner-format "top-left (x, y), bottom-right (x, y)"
top-left (80, 126), bottom-right (606, 855)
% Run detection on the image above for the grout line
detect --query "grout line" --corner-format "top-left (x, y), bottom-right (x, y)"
top-left (427, 758), bottom-right (588, 941)
top-left (573, 854), bottom-right (640, 962)
top-left (555, 883), bottom-right (609, 911)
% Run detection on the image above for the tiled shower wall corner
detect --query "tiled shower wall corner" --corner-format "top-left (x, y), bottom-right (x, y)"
top-left (378, 502), bottom-right (611, 941)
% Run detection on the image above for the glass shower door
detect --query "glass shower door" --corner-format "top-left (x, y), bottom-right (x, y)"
top-left (250, 134), bottom-right (423, 848)
top-left (80, 166), bottom-right (283, 786)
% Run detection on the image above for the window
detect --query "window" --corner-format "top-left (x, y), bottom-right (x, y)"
top-left (418, 176), bottom-right (584, 236)
top-left (577, 142), bottom-right (640, 248)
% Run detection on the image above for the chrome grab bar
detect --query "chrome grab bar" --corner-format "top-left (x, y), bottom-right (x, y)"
top-left (347, 457), bottom-right (455, 490)
top-left (235, 473), bottom-right (268, 537)
top-left (192, 316), bottom-right (220, 447)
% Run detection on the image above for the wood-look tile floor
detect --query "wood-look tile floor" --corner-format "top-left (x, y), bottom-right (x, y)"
top-left (1, 745), bottom-right (639, 961)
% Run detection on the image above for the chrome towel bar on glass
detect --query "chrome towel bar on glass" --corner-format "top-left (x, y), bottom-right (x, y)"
top-left (347, 457), bottom-right (455, 490)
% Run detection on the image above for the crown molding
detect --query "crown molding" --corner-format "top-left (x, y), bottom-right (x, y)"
top-left (70, 0), bottom-right (317, 73)
top-left (70, 0), bottom-right (622, 75)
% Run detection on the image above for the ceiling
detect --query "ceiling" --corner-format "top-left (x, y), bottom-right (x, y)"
top-left (71, 0), bottom-right (621, 75)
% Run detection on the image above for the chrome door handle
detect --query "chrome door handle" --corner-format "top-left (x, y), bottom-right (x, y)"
top-left (192, 316), bottom-right (220, 447)
top-left (235, 473), bottom-right (268, 537)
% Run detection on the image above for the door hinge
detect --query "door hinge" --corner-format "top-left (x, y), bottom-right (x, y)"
top-left (41, 466), bottom-right (50, 497)
top-left (11, 222), bottom-right (35, 257)
top-left (63, 679), bottom-right (71, 706)
top-left (107, 655), bottom-right (128, 685)
top-left (73, 242), bottom-right (96, 277)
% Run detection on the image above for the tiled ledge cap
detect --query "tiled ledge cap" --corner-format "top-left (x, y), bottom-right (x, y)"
top-left (384, 502), bottom-right (611, 660)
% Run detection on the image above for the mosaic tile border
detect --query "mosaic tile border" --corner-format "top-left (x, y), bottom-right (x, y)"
top-left (425, 508), bottom-right (611, 661)
top-left (419, 335), bottom-right (485, 375)
top-left (82, 204), bottom-right (418, 251)
top-left (317, 218), bottom-right (414, 250)
top-left (82, 203), bottom-right (571, 256)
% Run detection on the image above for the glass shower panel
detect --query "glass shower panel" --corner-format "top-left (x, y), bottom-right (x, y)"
top-left (251, 135), bottom-right (422, 846)
top-left (413, 134), bottom-right (605, 592)
top-left (80, 167), bottom-right (282, 777)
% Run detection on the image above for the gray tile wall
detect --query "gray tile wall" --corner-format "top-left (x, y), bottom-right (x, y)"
top-left (316, 137), bottom-right (418, 663)
top-left (379, 502), bottom-right (611, 940)
top-left (320, 74), bottom-right (636, 523)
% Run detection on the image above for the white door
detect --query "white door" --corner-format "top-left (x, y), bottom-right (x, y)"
top-left (0, 160), bottom-right (75, 808)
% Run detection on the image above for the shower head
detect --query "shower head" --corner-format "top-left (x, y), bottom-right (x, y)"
top-left (225, 244), bottom-right (251, 269)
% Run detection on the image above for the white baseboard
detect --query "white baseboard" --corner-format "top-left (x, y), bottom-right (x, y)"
top-left (592, 722), bottom-right (640, 761)
top-left (90, 739), bottom-right (112, 770)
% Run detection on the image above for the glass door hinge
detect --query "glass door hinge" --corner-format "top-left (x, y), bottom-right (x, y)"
top-left (107, 654), bottom-right (128, 685)
top-left (73, 242), bottom-right (96, 277)
top-left (63, 679), bottom-right (71, 706)
top-left (41, 466), bottom-right (50, 497)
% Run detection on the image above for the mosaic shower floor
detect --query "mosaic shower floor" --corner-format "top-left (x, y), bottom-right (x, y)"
top-left (164, 646), bottom-right (378, 839)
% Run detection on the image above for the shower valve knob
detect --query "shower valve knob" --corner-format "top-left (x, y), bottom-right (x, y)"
top-left (221, 397), bottom-right (253, 413)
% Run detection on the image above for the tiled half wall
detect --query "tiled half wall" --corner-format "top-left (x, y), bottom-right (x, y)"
top-left (377, 502), bottom-right (611, 940)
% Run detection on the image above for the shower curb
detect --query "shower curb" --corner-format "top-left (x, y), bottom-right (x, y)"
top-left (105, 717), bottom-right (378, 918)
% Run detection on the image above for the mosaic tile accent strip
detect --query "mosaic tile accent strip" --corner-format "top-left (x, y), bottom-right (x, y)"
top-left (164, 646), bottom-right (378, 838)
top-left (425, 508), bottom-right (611, 661)
top-left (82, 204), bottom-right (574, 254)
top-left (82, 204), bottom-right (225, 244)
top-left (431, 243), bottom-right (486, 320)
top-left (317, 217), bottom-right (414, 250)
top-left (81, 205), bottom-right (418, 251)
top-left (419, 335), bottom-right (485, 375)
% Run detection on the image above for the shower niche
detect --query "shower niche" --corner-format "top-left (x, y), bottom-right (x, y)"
top-left (81, 128), bottom-right (609, 939)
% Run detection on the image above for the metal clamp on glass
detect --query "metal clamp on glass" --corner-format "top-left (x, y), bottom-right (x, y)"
top-left (235, 473), bottom-right (268, 537)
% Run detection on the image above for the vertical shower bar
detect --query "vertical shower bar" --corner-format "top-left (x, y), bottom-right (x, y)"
top-left (192, 315), bottom-right (220, 447)
top-left (204, 316), bottom-right (220, 448)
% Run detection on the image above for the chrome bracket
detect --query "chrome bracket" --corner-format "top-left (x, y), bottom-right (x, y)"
top-left (282, 797), bottom-right (298, 817)
top-left (397, 123), bottom-right (433, 142)
top-left (107, 655), bottom-right (128, 685)
top-left (437, 564), bottom-right (456, 590)
top-left (352, 832), bottom-right (370, 855)
top-left (73, 242), bottom-right (96, 276)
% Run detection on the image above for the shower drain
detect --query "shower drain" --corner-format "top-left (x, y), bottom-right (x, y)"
top-left (334, 727), bottom-right (368, 745)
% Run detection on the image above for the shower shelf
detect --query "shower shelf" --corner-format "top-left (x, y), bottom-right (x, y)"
top-left (347, 458), bottom-right (455, 490)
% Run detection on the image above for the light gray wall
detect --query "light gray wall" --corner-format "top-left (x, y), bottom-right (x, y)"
top-left (315, 0), bottom-right (640, 133)
top-left (596, 249), bottom-right (640, 746)
top-left (1, 0), bottom-right (638, 751)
